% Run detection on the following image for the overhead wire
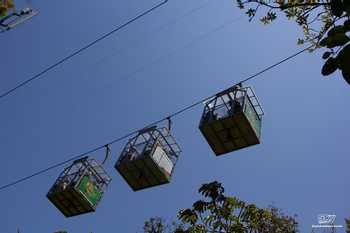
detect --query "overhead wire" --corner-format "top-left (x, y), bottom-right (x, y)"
top-left (0, 0), bottom-right (169, 100)
top-left (85, 15), bottom-right (243, 86)
top-left (90, 0), bottom-right (214, 68)
top-left (1, 0), bottom-right (216, 99)
top-left (0, 44), bottom-right (313, 192)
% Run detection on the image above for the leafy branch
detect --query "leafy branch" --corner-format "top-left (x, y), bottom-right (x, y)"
top-left (235, 0), bottom-right (350, 85)
top-left (175, 181), bottom-right (298, 233)
top-left (0, 0), bottom-right (14, 17)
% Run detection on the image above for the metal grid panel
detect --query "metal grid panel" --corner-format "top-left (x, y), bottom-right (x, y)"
top-left (201, 86), bottom-right (264, 123)
top-left (200, 111), bottom-right (260, 155)
top-left (116, 126), bottom-right (181, 191)
top-left (199, 86), bottom-right (262, 156)
top-left (0, 8), bottom-right (38, 32)
top-left (47, 187), bottom-right (95, 217)
top-left (47, 157), bottom-right (111, 217)
top-left (115, 151), bottom-right (170, 191)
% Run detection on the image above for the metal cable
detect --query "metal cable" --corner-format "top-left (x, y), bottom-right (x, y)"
top-left (0, 0), bottom-right (169, 99)
top-left (0, 44), bottom-right (312, 192)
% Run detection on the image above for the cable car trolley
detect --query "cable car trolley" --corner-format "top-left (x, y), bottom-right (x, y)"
top-left (47, 157), bottom-right (111, 217)
top-left (199, 84), bottom-right (264, 156)
top-left (0, 3), bottom-right (38, 33)
top-left (115, 125), bottom-right (181, 191)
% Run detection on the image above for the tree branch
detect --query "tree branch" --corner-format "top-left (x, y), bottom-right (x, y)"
top-left (245, 0), bottom-right (330, 10)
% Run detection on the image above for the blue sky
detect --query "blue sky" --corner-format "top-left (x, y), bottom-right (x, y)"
top-left (0, 0), bottom-right (349, 232)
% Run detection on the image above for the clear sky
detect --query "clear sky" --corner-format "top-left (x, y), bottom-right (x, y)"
top-left (0, 0), bottom-right (348, 232)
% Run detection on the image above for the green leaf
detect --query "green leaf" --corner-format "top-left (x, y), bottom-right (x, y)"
top-left (213, 221), bottom-right (223, 230)
top-left (327, 25), bottom-right (345, 36)
top-left (193, 200), bottom-right (208, 213)
top-left (341, 69), bottom-right (350, 85)
top-left (332, 33), bottom-right (350, 47)
top-left (330, 0), bottom-right (344, 17)
top-left (260, 17), bottom-right (268, 24)
top-left (337, 44), bottom-right (350, 70)
top-left (198, 181), bottom-right (224, 201)
top-left (322, 51), bottom-right (332, 59)
top-left (178, 209), bottom-right (198, 225)
top-left (267, 12), bottom-right (277, 21)
top-left (321, 57), bottom-right (339, 76)
top-left (204, 215), bottom-right (215, 226)
top-left (337, 44), bottom-right (350, 85)
top-left (321, 33), bottom-right (350, 48)
top-left (0, 6), bottom-right (7, 17)
top-left (285, 9), bottom-right (296, 19)
top-left (246, 8), bottom-right (256, 17)
top-left (237, 0), bottom-right (244, 9)
top-left (297, 38), bottom-right (304, 45)
top-left (344, 0), bottom-right (350, 15)
top-left (319, 36), bottom-right (332, 47)
top-left (344, 19), bottom-right (350, 31)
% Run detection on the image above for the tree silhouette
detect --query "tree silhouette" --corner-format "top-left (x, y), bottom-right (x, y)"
top-left (144, 181), bottom-right (298, 233)
top-left (345, 217), bottom-right (350, 233)
top-left (235, 0), bottom-right (350, 85)
top-left (0, 0), bottom-right (14, 17)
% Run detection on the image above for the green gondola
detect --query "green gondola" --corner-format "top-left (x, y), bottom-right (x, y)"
top-left (47, 157), bottom-right (111, 217)
top-left (199, 85), bottom-right (264, 156)
top-left (115, 126), bottom-right (181, 191)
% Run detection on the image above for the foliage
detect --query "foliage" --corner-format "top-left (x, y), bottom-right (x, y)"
top-left (0, 0), bottom-right (14, 17)
top-left (346, 217), bottom-right (350, 233)
top-left (144, 217), bottom-right (168, 233)
top-left (144, 181), bottom-right (298, 233)
top-left (144, 217), bottom-right (184, 233)
top-left (235, 0), bottom-right (350, 85)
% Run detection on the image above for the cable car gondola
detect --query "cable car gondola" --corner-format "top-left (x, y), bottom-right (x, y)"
top-left (47, 157), bottom-right (111, 217)
top-left (199, 85), bottom-right (264, 156)
top-left (115, 126), bottom-right (181, 191)
top-left (0, 2), bottom-right (38, 33)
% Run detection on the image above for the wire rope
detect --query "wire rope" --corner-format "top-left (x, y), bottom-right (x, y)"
top-left (0, 44), bottom-right (312, 192)
top-left (0, 0), bottom-right (169, 99)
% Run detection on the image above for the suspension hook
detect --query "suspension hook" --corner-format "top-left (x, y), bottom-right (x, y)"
top-left (102, 144), bottom-right (111, 165)
top-left (166, 117), bottom-right (172, 133)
